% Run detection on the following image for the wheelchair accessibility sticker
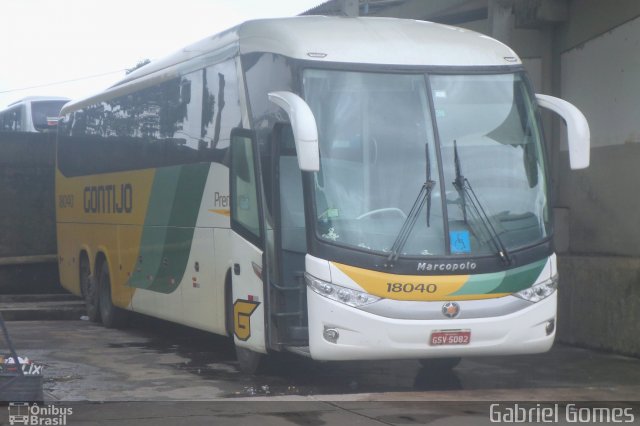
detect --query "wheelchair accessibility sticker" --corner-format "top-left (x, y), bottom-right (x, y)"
top-left (450, 230), bottom-right (471, 254)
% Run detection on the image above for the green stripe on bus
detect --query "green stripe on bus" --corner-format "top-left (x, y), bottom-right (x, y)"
top-left (449, 270), bottom-right (505, 296)
top-left (126, 167), bottom-right (180, 291)
top-left (146, 167), bottom-right (181, 224)
top-left (490, 258), bottom-right (547, 294)
top-left (450, 258), bottom-right (547, 296)
top-left (128, 163), bottom-right (210, 294)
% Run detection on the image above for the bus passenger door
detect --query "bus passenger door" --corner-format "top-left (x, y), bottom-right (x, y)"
top-left (269, 123), bottom-right (308, 347)
top-left (229, 129), bottom-right (267, 355)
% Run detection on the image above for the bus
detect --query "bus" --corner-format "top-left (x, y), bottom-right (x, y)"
top-left (1, 96), bottom-right (70, 133)
top-left (55, 16), bottom-right (590, 373)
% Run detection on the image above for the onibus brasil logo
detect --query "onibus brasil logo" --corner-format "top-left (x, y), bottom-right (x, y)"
top-left (8, 403), bottom-right (73, 425)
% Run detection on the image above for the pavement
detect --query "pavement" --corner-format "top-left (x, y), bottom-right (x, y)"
top-left (10, 401), bottom-right (640, 426)
top-left (0, 295), bottom-right (639, 425)
top-left (0, 293), bottom-right (84, 321)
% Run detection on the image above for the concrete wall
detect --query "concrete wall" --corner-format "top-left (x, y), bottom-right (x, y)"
top-left (0, 131), bottom-right (60, 293)
top-left (359, 0), bottom-right (640, 356)
top-left (558, 255), bottom-right (640, 357)
top-left (483, 2), bottom-right (640, 357)
top-left (552, 7), bottom-right (640, 357)
top-left (555, 143), bottom-right (640, 357)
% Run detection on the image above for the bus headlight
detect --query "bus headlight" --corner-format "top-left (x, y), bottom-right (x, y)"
top-left (513, 275), bottom-right (558, 303)
top-left (305, 273), bottom-right (381, 308)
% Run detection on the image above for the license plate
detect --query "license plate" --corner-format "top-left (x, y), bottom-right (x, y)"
top-left (430, 330), bottom-right (471, 346)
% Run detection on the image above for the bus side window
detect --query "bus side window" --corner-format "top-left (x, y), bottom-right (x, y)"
top-left (230, 130), bottom-right (262, 242)
top-left (180, 80), bottom-right (191, 105)
top-left (175, 71), bottom-right (202, 151)
top-left (4, 107), bottom-right (22, 131)
top-left (203, 59), bottom-right (241, 152)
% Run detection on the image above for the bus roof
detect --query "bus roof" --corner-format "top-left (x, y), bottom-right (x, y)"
top-left (64, 16), bottom-right (521, 113)
top-left (128, 16), bottom-right (519, 80)
top-left (5, 96), bottom-right (70, 109)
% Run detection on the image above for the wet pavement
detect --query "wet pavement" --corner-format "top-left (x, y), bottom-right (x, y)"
top-left (1, 316), bottom-right (639, 402)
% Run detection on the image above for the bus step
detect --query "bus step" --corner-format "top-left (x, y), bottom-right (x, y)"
top-left (286, 325), bottom-right (308, 341)
top-left (284, 345), bottom-right (311, 358)
top-left (272, 311), bottom-right (303, 318)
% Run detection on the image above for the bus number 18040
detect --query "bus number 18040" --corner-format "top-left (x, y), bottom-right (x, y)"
top-left (386, 282), bottom-right (437, 294)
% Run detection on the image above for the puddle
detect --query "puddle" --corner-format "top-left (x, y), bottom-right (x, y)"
top-left (102, 316), bottom-right (476, 397)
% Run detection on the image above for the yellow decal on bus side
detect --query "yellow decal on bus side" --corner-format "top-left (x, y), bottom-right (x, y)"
top-left (233, 299), bottom-right (260, 341)
top-left (56, 169), bottom-right (156, 307)
top-left (56, 169), bottom-right (155, 225)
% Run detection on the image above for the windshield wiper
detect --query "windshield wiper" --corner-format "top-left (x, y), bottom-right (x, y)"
top-left (425, 142), bottom-right (434, 227)
top-left (385, 144), bottom-right (435, 268)
top-left (452, 140), bottom-right (512, 266)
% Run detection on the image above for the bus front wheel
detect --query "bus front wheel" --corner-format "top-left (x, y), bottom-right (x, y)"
top-left (98, 262), bottom-right (129, 329)
top-left (418, 357), bottom-right (461, 370)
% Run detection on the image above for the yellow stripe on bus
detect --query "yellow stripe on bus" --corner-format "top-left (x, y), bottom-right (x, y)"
top-left (209, 209), bottom-right (231, 217)
top-left (333, 262), bottom-right (509, 301)
top-left (56, 169), bottom-right (157, 308)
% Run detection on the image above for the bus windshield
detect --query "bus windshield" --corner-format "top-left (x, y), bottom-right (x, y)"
top-left (302, 69), bottom-right (549, 258)
top-left (31, 100), bottom-right (67, 131)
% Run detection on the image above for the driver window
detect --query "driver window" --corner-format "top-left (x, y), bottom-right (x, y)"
top-left (277, 124), bottom-right (306, 253)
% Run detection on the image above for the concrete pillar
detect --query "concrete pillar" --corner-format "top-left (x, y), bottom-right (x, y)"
top-left (340, 0), bottom-right (359, 17)
top-left (488, 0), bottom-right (514, 43)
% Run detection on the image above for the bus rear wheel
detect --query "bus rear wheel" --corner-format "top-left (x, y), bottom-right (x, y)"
top-left (98, 262), bottom-right (129, 329)
top-left (79, 255), bottom-right (100, 323)
top-left (418, 357), bottom-right (461, 370)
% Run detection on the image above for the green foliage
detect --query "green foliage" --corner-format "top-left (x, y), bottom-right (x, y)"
top-left (126, 59), bottom-right (151, 75)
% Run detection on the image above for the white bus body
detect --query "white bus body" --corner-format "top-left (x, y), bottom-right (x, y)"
top-left (55, 17), bottom-right (589, 373)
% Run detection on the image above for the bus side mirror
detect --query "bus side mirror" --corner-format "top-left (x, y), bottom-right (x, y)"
top-left (268, 91), bottom-right (320, 172)
top-left (536, 94), bottom-right (590, 169)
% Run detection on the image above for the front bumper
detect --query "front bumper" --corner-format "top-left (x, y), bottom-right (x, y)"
top-left (307, 289), bottom-right (556, 361)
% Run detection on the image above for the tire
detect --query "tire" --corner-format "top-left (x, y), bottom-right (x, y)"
top-left (79, 255), bottom-right (100, 323)
top-left (418, 357), bottom-right (461, 370)
top-left (235, 346), bottom-right (265, 375)
top-left (98, 262), bottom-right (129, 329)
